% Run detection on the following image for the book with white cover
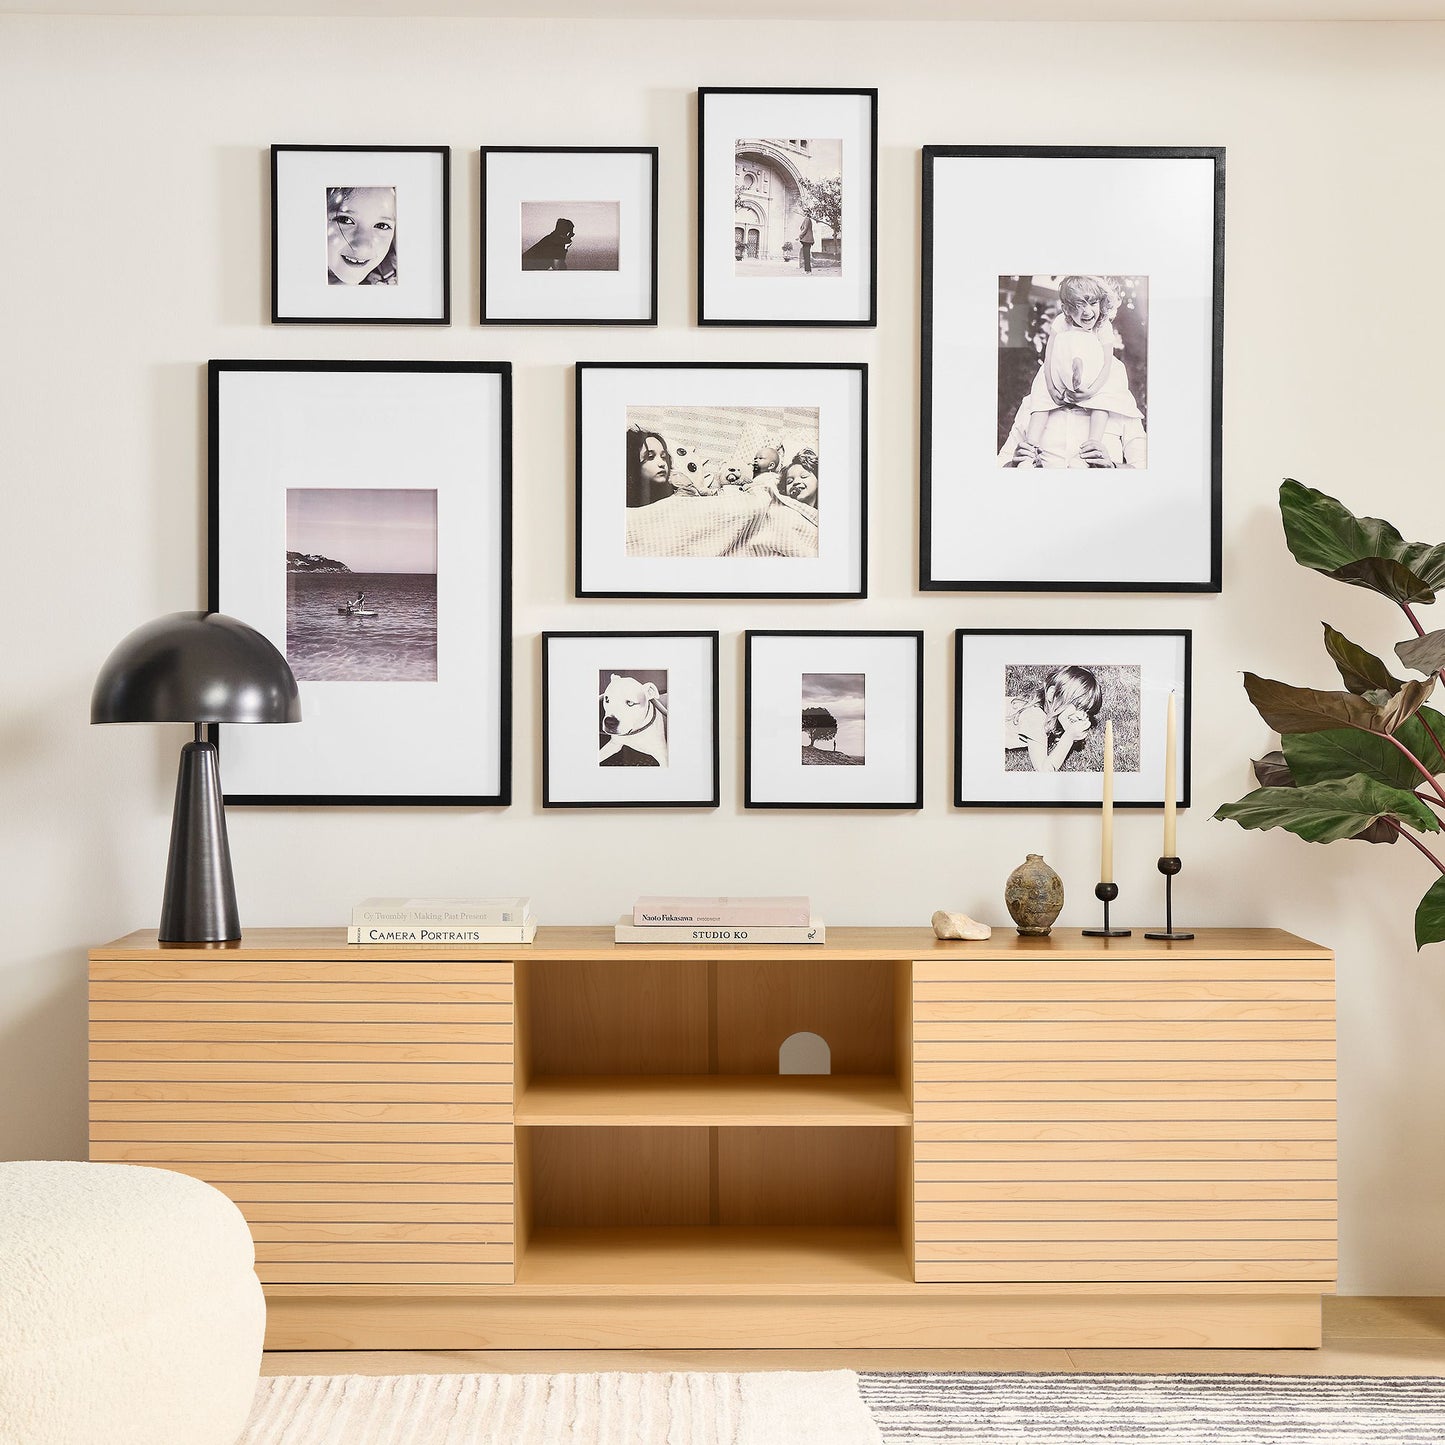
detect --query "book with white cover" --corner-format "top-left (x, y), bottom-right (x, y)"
top-left (348, 918), bottom-right (536, 945)
top-left (614, 917), bottom-right (824, 945)
top-left (351, 896), bottom-right (532, 926)
top-left (631, 895), bottom-right (811, 927)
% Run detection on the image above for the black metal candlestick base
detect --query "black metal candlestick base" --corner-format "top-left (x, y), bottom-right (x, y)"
top-left (1082, 881), bottom-right (1132, 937)
top-left (1144, 856), bottom-right (1194, 941)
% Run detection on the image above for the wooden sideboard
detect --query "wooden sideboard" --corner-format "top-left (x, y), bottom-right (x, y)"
top-left (89, 926), bottom-right (1336, 1350)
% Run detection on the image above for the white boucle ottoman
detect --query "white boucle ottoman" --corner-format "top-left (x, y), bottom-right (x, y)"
top-left (0, 1160), bottom-right (265, 1445)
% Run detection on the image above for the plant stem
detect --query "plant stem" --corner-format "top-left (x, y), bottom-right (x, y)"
top-left (1401, 602), bottom-right (1428, 638)
top-left (1416, 791), bottom-right (1445, 818)
top-left (1385, 733), bottom-right (1445, 807)
top-left (1385, 818), bottom-right (1445, 876)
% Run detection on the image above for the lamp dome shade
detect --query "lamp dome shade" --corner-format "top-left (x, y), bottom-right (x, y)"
top-left (91, 611), bottom-right (302, 725)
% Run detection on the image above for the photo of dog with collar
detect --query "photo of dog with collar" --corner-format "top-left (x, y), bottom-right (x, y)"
top-left (598, 668), bottom-right (669, 767)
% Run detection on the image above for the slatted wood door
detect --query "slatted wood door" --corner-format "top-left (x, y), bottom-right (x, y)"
top-left (912, 955), bottom-right (1337, 1286)
top-left (89, 956), bottom-right (515, 1286)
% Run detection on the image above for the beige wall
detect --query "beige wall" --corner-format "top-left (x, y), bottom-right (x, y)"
top-left (2, 14), bottom-right (1443, 1292)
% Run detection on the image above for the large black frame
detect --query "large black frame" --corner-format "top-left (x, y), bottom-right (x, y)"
top-left (270, 144), bottom-right (452, 326)
top-left (208, 359), bottom-right (512, 807)
top-left (698, 87), bottom-right (878, 328)
top-left (920, 146), bottom-right (1225, 593)
top-left (480, 146), bottom-right (659, 327)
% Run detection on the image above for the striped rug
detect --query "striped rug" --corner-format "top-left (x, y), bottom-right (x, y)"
top-left (859, 1372), bottom-right (1445, 1443)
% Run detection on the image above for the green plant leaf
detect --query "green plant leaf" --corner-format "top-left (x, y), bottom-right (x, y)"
top-left (1284, 729), bottom-right (1420, 790)
top-left (1252, 751), bottom-right (1294, 788)
top-left (1396, 630), bottom-right (1445, 678)
top-left (1243, 674), bottom-right (1434, 738)
top-left (1323, 624), bottom-right (1404, 695)
top-left (1214, 776), bottom-right (1440, 844)
top-left (1417, 877), bottom-right (1445, 950)
top-left (1280, 479), bottom-right (1445, 604)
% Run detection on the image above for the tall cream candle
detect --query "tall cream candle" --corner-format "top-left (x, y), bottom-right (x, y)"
top-left (1100, 718), bottom-right (1115, 884)
top-left (1163, 691), bottom-right (1178, 857)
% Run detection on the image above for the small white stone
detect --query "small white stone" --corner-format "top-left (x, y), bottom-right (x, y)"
top-left (932, 910), bottom-right (993, 941)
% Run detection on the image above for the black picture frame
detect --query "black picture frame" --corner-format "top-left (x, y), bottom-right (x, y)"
top-left (920, 146), bottom-right (1225, 593)
top-left (576, 360), bottom-right (868, 599)
top-left (479, 146), bottom-right (659, 327)
top-left (542, 631), bottom-right (721, 809)
top-left (271, 144), bottom-right (451, 325)
top-left (698, 87), bottom-right (878, 327)
top-left (744, 630), bottom-right (924, 810)
top-left (953, 628), bottom-right (1192, 810)
top-left (209, 360), bottom-right (512, 806)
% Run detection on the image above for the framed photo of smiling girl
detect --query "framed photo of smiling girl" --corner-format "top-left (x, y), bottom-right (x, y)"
top-left (271, 144), bottom-right (451, 324)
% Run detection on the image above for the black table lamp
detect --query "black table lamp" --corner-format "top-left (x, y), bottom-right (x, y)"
top-left (92, 612), bottom-right (301, 943)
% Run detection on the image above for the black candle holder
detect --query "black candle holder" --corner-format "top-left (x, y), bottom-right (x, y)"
top-left (1144, 856), bottom-right (1195, 941)
top-left (1082, 881), bottom-right (1131, 938)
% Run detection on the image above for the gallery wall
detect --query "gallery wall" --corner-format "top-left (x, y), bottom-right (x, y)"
top-left (2, 13), bottom-right (1444, 1292)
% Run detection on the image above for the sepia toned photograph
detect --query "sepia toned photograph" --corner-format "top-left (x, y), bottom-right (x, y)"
top-left (285, 487), bottom-right (438, 684)
top-left (1002, 662), bottom-right (1141, 774)
top-left (598, 667), bottom-right (669, 768)
top-left (801, 673), bottom-right (865, 766)
top-left (520, 201), bottom-right (620, 272)
top-left (734, 138), bottom-right (842, 279)
top-left (623, 403), bottom-right (821, 560)
top-left (996, 274), bottom-right (1148, 469)
top-left (326, 185), bottom-right (397, 286)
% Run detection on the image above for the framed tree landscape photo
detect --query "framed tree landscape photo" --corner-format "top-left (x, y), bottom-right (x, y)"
top-left (576, 361), bottom-right (867, 598)
top-left (921, 146), bottom-right (1224, 592)
top-left (745, 630), bottom-right (923, 810)
top-left (209, 360), bottom-right (512, 805)
top-left (698, 87), bottom-right (877, 327)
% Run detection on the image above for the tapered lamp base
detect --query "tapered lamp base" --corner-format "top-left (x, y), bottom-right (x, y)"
top-left (158, 740), bottom-right (240, 943)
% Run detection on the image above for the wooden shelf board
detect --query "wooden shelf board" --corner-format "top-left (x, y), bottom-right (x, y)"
top-left (514, 1074), bottom-right (911, 1127)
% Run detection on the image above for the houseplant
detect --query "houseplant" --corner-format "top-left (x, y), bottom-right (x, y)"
top-left (1215, 480), bottom-right (1445, 948)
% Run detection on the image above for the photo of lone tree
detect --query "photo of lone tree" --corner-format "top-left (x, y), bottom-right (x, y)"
top-left (801, 674), bottom-right (865, 765)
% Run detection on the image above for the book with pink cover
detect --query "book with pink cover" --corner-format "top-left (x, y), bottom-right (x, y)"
top-left (632, 896), bottom-right (811, 927)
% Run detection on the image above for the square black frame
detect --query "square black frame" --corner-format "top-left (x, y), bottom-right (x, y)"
top-left (920, 145), bottom-right (1225, 593)
top-left (479, 146), bottom-right (659, 327)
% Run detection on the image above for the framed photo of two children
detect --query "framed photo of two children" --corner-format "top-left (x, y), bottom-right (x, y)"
top-left (920, 146), bottom-right (1225, 592)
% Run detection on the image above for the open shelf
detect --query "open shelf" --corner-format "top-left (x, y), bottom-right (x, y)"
top-left (515, 1074), bottom-right (911, 1127)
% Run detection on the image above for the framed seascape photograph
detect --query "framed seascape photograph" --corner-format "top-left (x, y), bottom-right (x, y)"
top-left (921, 147), bottom-right (1224, 591)
top-left (480, 147), bottom-right (658, 326)
top-left (745, 631), bottom-right (923, 810)
top-left (209, 361), bottom-right (512, 805)
top-left (698, 88), bottom-right (877, 327)
top-left (271, 145), bottom-right (450, 324)
top-left (954, 629), bottom-right (1191, 809)
top-left (576, 361), bottom-right (867, 598)
top-left (542, 632), bottom-right (719, 808)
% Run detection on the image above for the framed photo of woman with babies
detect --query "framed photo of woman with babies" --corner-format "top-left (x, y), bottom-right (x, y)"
top-left (920, 147), bottom-right (1224, 592)
top-left (953, 629), bottom-right (1191, 809)
top-left (575, 361), bottom-right (867, 598)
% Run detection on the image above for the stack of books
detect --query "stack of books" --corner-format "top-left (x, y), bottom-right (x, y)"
top-left (615, 896), bottom-right (824, 945)
top-left (348, 897), bottom-right (536, 945)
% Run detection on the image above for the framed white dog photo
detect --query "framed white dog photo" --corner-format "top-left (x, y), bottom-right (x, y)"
top-left (542, 631), bottom-right (720, 808)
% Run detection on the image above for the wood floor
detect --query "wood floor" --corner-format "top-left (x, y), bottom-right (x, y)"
top-left (263, 1297), bottom-right (1445, 1378)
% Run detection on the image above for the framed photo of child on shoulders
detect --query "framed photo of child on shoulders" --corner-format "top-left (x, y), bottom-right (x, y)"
top-left (921, 147), bottom-right (1224, 592)
top-left (954, 628), bottom-right (1191, 809)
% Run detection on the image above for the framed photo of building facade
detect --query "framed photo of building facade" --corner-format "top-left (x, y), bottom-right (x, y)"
top-left (576, 361), bottom-right (867, 598)
top-left (698, 88), bottom-right (877, 327)
top-left (480, 147), bottom-right (658, 326)
top-left (542, 631), bottom-right (720, 808)
top-left (921, 147), bottom-right (1224, 592)
top-left (209, 360), bottom-right (512, 805)
top-left (271, 145), bottom-right (451, 324)
top-left (954, 628), bottom-right (1191, 809)
top-left (745, 631), bottom-right (923, 810)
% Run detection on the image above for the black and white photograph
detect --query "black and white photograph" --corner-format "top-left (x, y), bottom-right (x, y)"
top-left (285, 488), bottom-right (437, 683)
top-left (734, 138), bottom-right (842, 279)
top-left (921, 147), bottom-right (1223, 590)
top-left (624, 404), bottom-right (820, 560)
top-left (272, 146), bottom-right (449, 324)
top-left (954, 629), bottom-right (1189, 809)
top-left (520, 202), bottom-right (621, 272)
top-left (543, 632), bottom-right (718, 808)
top-left (578, 363), bottom-right (866, 598)
top-left (699, 90), bottom-right (876, 326)
top-left (482, 148), bottom-right (656, 324)
top-left (746, 631), bottom-right (921, 810)
top-left (997, 275), bottom-right (1149, 469)
top-left (210, 361), bottom-right (512, 805)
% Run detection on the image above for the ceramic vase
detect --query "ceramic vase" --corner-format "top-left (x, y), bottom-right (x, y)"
top-left (1005, 854), bottom-right (1064, 937)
